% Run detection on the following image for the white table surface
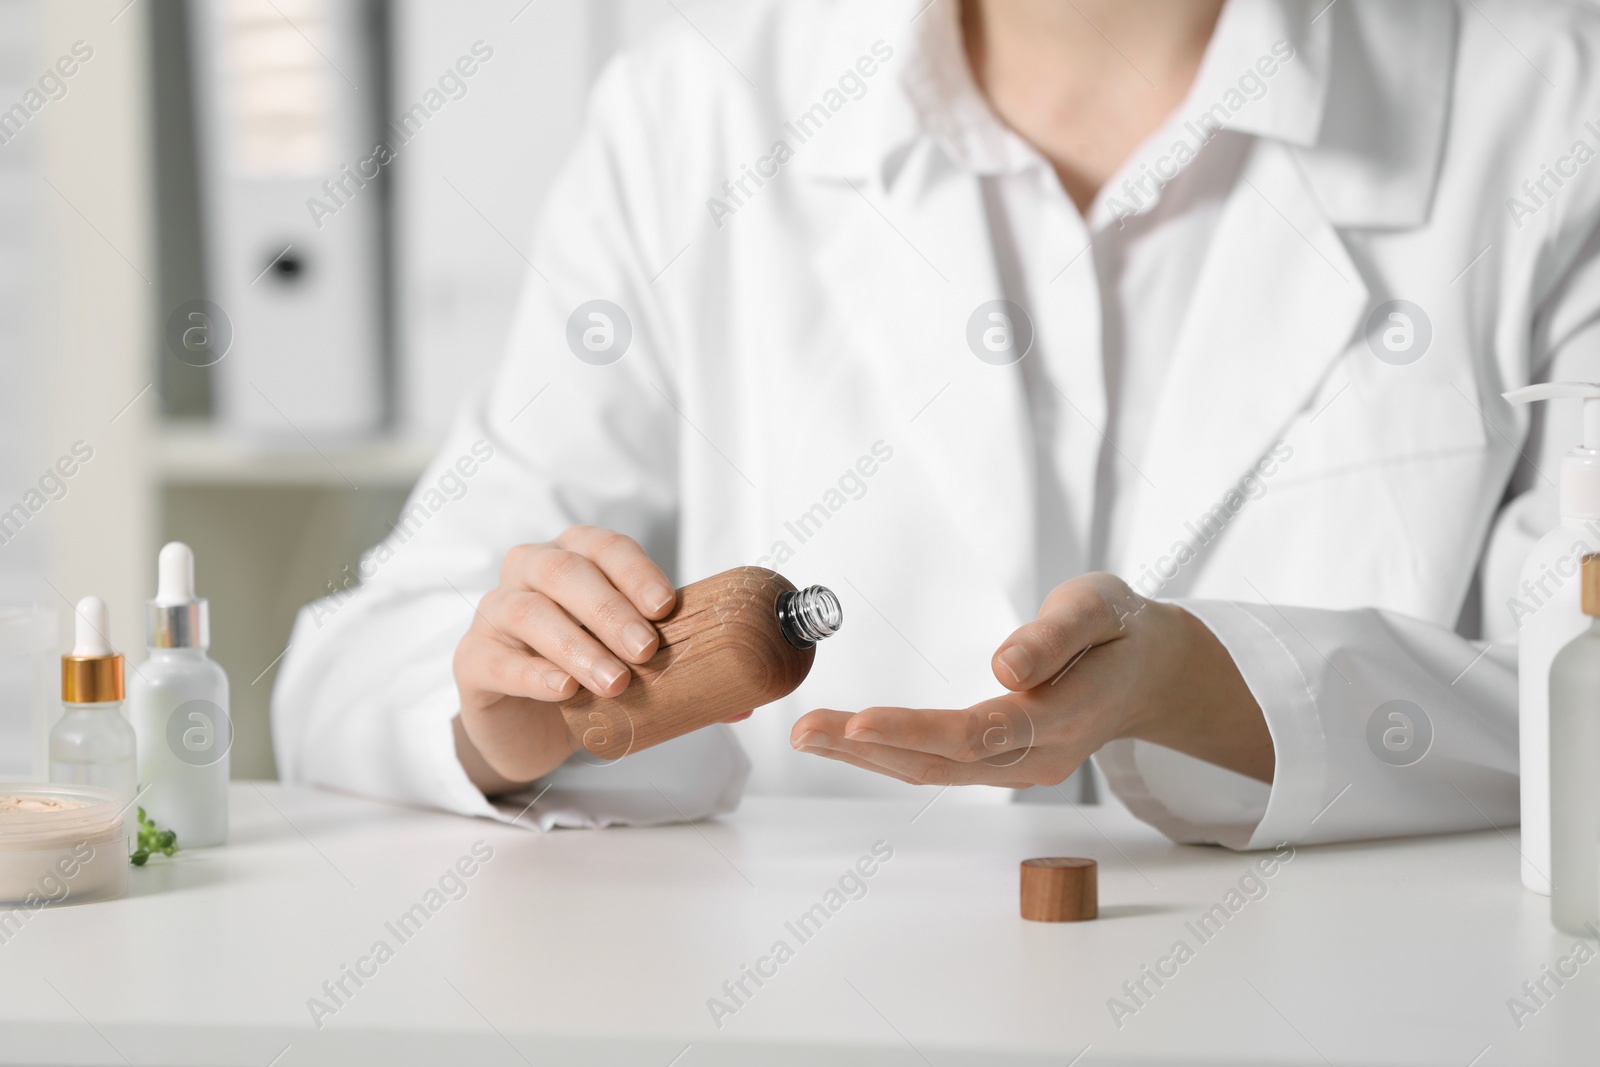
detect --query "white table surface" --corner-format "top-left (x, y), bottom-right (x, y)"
top-left (0, 782), bottom-right (1593, 1066)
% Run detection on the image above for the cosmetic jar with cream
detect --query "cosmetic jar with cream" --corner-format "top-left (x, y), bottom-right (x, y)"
top-left (0, 784), bottom-right (128, 907)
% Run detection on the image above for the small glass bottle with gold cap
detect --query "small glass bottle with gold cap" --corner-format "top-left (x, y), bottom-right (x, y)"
top-left (50, 597), bottom-right (137, 820)
top-left (1550, 553), bottom-right (1600, 936)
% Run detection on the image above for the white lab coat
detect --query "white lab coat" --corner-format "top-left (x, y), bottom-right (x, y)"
top-left (274, 0), bottom-right (1600, 848)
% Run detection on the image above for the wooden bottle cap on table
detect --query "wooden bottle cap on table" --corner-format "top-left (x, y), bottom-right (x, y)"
top-left (1020, 857), bottom-right (1097, 922)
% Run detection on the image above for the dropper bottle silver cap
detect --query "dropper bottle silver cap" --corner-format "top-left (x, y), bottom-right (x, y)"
top-left (145, 541), bottom-right (210, 649)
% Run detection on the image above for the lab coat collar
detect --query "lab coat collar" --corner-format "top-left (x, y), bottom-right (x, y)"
top-left (1185, 0), bottom-right (1331, 151)
top-left (803, 0), bottom-right (1455, 229)
top-left (1291, 0), bottom-right (1457, 229)
top-left (1086, 0), bottom-right (1333, 229)
top-left (894, 0), bottom-right (1046, 178)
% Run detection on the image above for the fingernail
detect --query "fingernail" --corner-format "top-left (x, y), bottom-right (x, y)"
top-left (998, 645), bottom-right (1034, 687)
top-left (645, 584), bottom-right (675, 614)
top-left (593, 660), bottom-right (627, 691)
top-left (543, 669), bottom-right (572, 693)
top-left (623, 621), bottom-right (656, 659)
top-left (846, 727), bottom-right (883, 744)
top-left (793, 730), bottom-right (830, 751)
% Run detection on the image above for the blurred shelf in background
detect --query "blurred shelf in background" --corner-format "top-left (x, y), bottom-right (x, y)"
top-left (155, 421), bottom-right (430, 779)
top-left (156, 422), bottom-right (435, 488)
top-left (160, 479), bottom-right (411, 780)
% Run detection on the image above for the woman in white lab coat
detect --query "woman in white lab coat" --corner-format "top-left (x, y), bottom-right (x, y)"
top-left (274, 0), bottom-right (1598, 848)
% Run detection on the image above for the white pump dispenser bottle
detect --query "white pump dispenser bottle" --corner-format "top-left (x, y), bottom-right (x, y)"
top-left (129, 542), bottom-right (231, 847)
top-left (1503, 382), bottom-right (1600, 894)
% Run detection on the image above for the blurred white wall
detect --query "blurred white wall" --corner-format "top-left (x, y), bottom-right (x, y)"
top-left (0, 0), bottom-right (47, 610)
top-left (0, 0), bottom-right (155, 774)
top-left (393, 0), bottom-right (669, 441)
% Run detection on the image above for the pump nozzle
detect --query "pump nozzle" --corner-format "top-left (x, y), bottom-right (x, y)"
top-left (1504, 382), bottom-right (1600, 451)
top-left (1504, 382), bottom-right (1600, 518)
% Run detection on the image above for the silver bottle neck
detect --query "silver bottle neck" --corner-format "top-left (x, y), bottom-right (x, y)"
top-left (147, 600), bottom-right (209, 649)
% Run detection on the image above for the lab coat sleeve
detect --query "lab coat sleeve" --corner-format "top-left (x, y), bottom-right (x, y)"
top-left (1097, 223), bottom-right (1600, 851)
top-left (270, 58), bottom-right (749, 829)
top-left (1097, 602), bottom-right (1517, 850)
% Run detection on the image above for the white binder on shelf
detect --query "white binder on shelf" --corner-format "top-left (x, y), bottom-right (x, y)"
top-left (188, 0), bottom-right (385, 445)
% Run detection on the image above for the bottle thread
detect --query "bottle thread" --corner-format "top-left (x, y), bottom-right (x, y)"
top-left (777, 586), bottom-right (843, 649)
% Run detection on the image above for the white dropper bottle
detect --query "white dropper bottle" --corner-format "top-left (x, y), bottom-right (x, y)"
top-left (129, 542), bottom-right (231, 847)
top-left (1502, 382), bottom-right (1600, 894)
top-left (51, 597), bottom-right (138, 816)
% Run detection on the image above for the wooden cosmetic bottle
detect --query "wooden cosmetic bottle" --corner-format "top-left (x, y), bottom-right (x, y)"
top-left (559, 566), bottom-right (842, 760)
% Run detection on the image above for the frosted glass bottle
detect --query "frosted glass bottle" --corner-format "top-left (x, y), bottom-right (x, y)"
top-left (1549, 557), bottom-right (1600, 935)
top-left (49, 701), bottom-right (137, 803)
top-left (51, 596), bottom-right (137, 842)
